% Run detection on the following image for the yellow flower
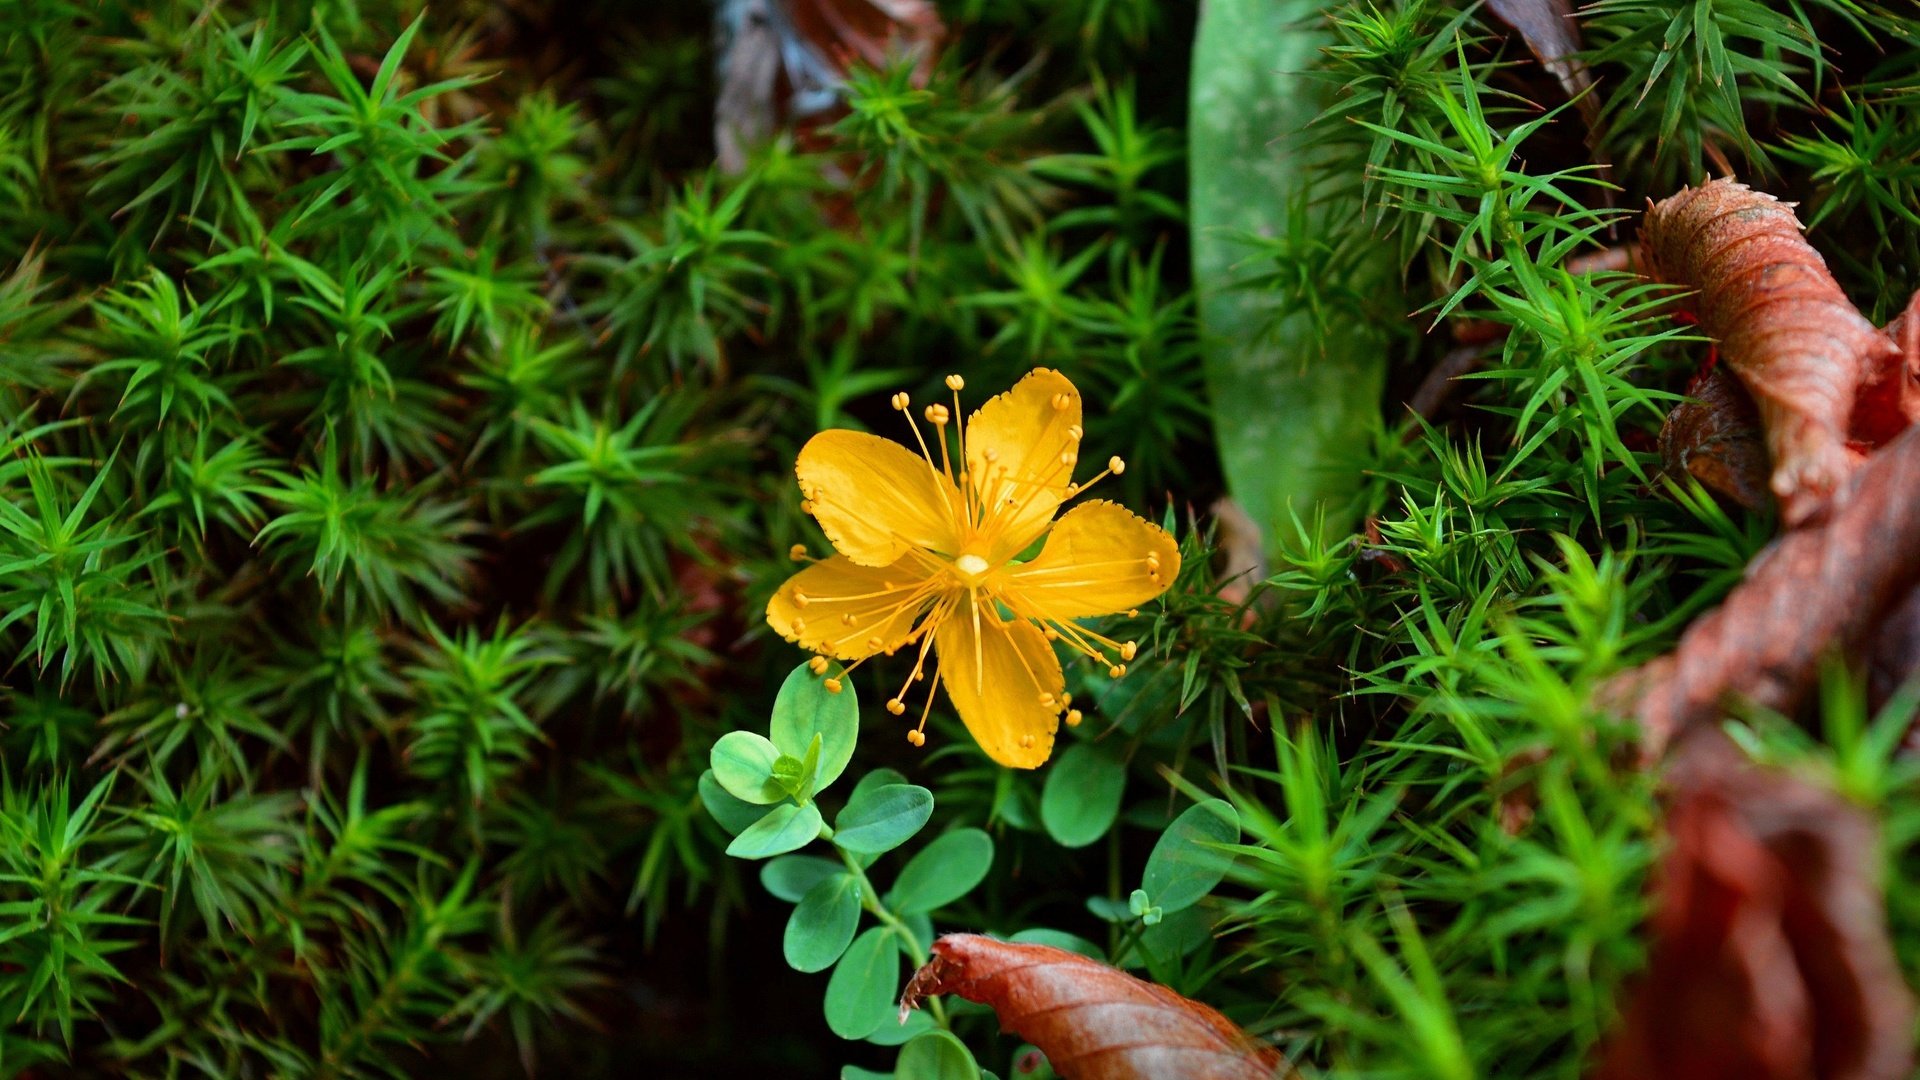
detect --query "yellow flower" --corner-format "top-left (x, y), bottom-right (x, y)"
top-left (767, 368), bottom-right (1180, 768)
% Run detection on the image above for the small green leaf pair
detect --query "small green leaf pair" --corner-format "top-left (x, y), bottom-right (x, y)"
top-left (705, 662), bottom-right (860, 859)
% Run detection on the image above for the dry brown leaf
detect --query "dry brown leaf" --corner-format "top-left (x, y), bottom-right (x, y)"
top-left (1210, 497), bottom-right (1268, 609)
top-left (715, 0), bottom-right (942, 173)
top-left (1868, 583), bottom-right (1920, 712)
top-left (1484, 0), bottom-right (1597, 123)
top-left (1640, 180), bottom-right (1908, 525)
top-left (900, 934), bottom-right (1288, 1080)
top-left (1594, 731), bottom-right (1914, 1080)
top-left (1604, 421), bottom-right (1920, 757)
top-left (1658, 366), bottom-right (1772, 511)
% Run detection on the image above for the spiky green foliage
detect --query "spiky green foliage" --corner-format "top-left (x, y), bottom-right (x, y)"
top-left (7, 0), bottom-right (1920, 1076)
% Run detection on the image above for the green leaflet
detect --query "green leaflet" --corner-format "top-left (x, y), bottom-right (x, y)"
top-left (1190, 0), bottom-right (1386, 548)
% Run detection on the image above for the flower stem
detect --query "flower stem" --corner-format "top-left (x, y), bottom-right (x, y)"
top-left (838, 846), bottom-right (948, 1029)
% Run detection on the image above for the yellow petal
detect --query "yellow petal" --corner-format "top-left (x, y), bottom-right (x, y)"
top-left (767, 554), bottom-right (942, 661)
top-left (1004, 500), bottom-right (1180, 619)
top-left (934, 599), bottom-right (1063, 769)
top-left (797, 430), bottom-right (961, 567)
top-left (964, 368), bottom-right (1081, 560)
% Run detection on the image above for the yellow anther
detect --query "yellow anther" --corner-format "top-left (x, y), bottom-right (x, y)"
top-left (1065, 709), bottom-right (1083, 727)
top-left (1145, 554), bottom-right (1161, 572)
top-left (887, 699), bottom-right (906, 715)
top-left (891, 391), bottom-right (910, 410)
top-left (1125, 610), bottom-right (1138, 619)
top-left (907, 729), bottom-right (926, 747)
top-left (1050, 392), bottom-right (1071, 411)
top-left (1061, 692), bottom-right (1072, 707)
top-left (799, 500), bottom-right (815, 514)
top-left (1019, 734), bottom-right (1035, 748)
top-left (1060, 450), bottom-right (1077, 466)
top-left (1109, 664), bottom-right (1127, 678)
top-left (866, 636), bottom-right (883, 650)
top-left (1068, 425), bottom-right (1083, 440)
top-left (945, 374), bottom-right (966, 391)
top-left (841, 613), bottom-right (856, 626)
top-left (809, 656), bottom-right (830, 675)
top-left (824, 678), bottom-right (843, 694)
top-left (1044, 627), bottom-right (1060, 641)
top-left (791, 617), bottom-right (806, 633)
top-left (984, 448), bottom-right (999, 463)
top-left (792, 591), bottom-right (810, 608)
top-left (1039, 692), bottom-right (1056, 707)
top-left (925, 404), bottom-right (950, 425)
top-left (789, 544), bottom-right (808, 561)
top-left (1109, 456), bottom-right (1126, 475)
top-left (1121, 641), bottom-right (1137, 661)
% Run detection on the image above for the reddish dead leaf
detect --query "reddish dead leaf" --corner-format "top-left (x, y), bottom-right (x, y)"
top-left (1210, 497), bottom-right (1268, 612)
top-left (1658, 366), bottom-right (1772, 511)
top-left (1869, 584), bottom-right (1920, 712)
top-left (900, 934), bottom-right (1289, 1080)
top-left (1594, 731), bottom-right (1914, 1080)
top-left (715, 0), bottom-right (942, 173)
top-left (1640, 180), bottom-right (1910, 525)
top-left (1484, 0), bottom-right (1597, 124)
top-left (1604, 421), bottom-right (1920, 757)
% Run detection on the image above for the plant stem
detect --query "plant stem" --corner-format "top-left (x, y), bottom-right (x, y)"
top-left (838, 846), bottom-right (948, 1029)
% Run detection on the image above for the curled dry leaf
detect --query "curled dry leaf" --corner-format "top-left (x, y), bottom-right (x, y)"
top-left (1868, 584), bottom-right (1920, 712)
top-left (1640, 180), bottom-right (1913, 525)
top-left (715, 0), bottom-right (943, 172)
top-left (1658, 366), bottom-right (1771, 511)
top-left (1604, 421), bottom-right (1920, 757)
top-left (1210, 497), bottom-right (1268, 610)
top-left (1594, 731), bottom-right (1915, 1080)
top-left (900, 934), bottom-right (1288, 1080)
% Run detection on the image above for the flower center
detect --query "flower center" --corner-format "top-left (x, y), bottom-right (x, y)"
top-left (953, 552), bottom-right (992, 585)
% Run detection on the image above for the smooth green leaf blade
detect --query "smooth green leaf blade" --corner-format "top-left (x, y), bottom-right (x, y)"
top-left (887, 829), bottom-right (994, 915)
top-left (867, 1008), bottom-right (937, 1047)
top-left (711, 730), bottom-right (787, 805)
top-left (825, 927), bottom-right (901, 1040)
top-left (833, 784), bottom-right (934, 856)
top-left (895, 1030), bottom-right (981, 1080)
top-left (1191, 0), bottom-right (1388, 549)
top-left (1007, 928), bottom-right (1107, 961)
top-left (700, 770), bottom-right (772, 836)
top-left (770, 661), bottom-right (860, 795)
top-left (785, 872), bottom-right (864, 973)
top-left (1141, 798), bottom-right (1239, 913)
top-left (763, 855), bottom-right (846, 903)
top-left (1039, 743), bottom-right (1126, 848)
top-left (726, 801), bottom-right (824, 860)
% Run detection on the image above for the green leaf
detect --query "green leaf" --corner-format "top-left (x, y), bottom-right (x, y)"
top-left (711, 731), bottom-right (787, 805)
top-left (1141, 798), bottom-right (1239, 914)
top-left (726, 801), bottom-right (825, 860)
top-left (763, 855), bottom-right (845, 903)
top-left (1007, 928), bottom-right (1106, 961)
top-left (770, 661), bottom-right (860, 796)
top-left (785, 872), bottom-right (864, 973)
top-left (887, 828), bottom-right (994, 915)
top-left (833, 784), bottom-right (934, 856)
top-left (1039, 743), bottom-right (1125, 848)
top-left (850, 768), bottom-right (909, 802)
top-left (1191, 0), bottom-right (1389, 548)
top-left (700, 770), bottom-right (772, 836)
top-left (825, 926), bottom-right (901, 1040)
top-left (867, 1008), bottom-right (937, 1047)
top-left (896, 1030), bottom-right (980, 1080)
